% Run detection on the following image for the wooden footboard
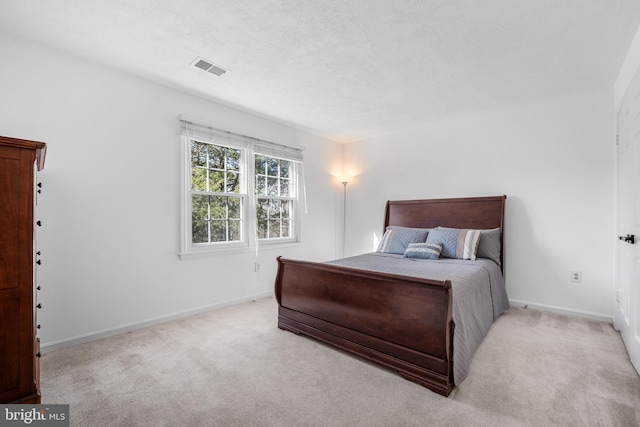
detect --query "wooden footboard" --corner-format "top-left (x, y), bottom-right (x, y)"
top-left (274, 256), bottom-right (454, 396)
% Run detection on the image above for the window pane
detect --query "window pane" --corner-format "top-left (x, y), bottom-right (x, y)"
top-left (210, 220), bottom-right (226, 242)
top-left (282, 220), bottom-right (291, 238)
top-left (255, 155), bottom-right (266, 175)
top-left (210, 196), bottom-right (226, 219)
top-left (267, 177), bottom-right (278, 196)
top-left (267, 157), bottom-right (279, 176)
top-left (226, 148), bottom-right (241, 171)
top-left (269, 220), bottom-right (281, 238)
top-left (257, 219), bottom-right (268, 239)
top-left (282, 200), bottom-right (291, 218)
top-left (226, 172), bottom-right (240, 193)
top-left (208, 145), bottom-right (225, 169)
top-left (192, 195), bottom-right (210, 220)
top-left (229, 220), bottom-right (241, 241)
top-left (192, 220), bottom-right (208, 243)
top-left (209, 171), bottom-right (225, 192)
top-left (191, 141), bottom-right (207, 167)
top-left (269, 200), bottom-right (281, 218)
top-left (256, 175), bottom-right (266, 195)
top-left (280, 178), bottom-right (290, 197)
top-left (228, 197), bottom-right (241, 219)
top-left (191, 168), bottom-right (207, 191)
top-left (279, 160), bottom-right (290, 178)
top-left (257, 199), bottom-right (268, 220)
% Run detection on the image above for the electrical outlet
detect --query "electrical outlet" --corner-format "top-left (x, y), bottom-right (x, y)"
top-left (570, 271), bottom-right (582, 283)
top-left (254, 262), bottom-right (260, 272)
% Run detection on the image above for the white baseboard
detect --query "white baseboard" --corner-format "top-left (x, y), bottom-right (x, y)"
top-left (509, 299), bottom-right (613, 323)
top-left (43, 294), bottom-right (612, 353)
top-left (41, 291), bottom-right (274, 354)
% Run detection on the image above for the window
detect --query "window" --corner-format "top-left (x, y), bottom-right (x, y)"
top-left (179, 116), bottom-right (303, 255)
top-left (191, 141), bottom-right (243, 244)
top-left (255, 155), bottom-right (293, 239)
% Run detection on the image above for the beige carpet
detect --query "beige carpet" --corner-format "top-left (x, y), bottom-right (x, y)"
top-left (41, 297), bottom-right (640, 426)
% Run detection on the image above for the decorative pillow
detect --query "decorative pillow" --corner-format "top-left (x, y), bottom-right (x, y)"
top-left (426, 228), bottom-right (481, 260)
top-left (477, 228), bottom-right (502, 265)
top-left (376, 226), bottom-right (429, 255)
top-left (438, 226), bottom-right (502, 265)
top-left (403, 242), bottom-right (442, 260)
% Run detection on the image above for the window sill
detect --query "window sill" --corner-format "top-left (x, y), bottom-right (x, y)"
top-left (178, 241), bottom-right (302, 260)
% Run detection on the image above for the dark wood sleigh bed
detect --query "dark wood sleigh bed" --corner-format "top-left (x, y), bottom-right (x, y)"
top-left (274, 195), bottom-right (507, 396)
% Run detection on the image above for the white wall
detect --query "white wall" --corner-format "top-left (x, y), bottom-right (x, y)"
top-left (344, 89), bottom-right (615, 320)
top-left (0, 33), bottom-right (343, 349)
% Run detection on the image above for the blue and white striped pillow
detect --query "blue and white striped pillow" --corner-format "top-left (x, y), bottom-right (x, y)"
top-left (403, 242), bottom-right (442, 260)
top-left (439, 226), bottom-right (501, 265)
top-left (426, 228), bottom-right (481, 260)
top-left (376, 226), bottom-right (429, 255)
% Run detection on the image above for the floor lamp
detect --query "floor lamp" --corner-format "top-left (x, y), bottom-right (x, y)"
top-left (340, 176), bottom-right (350, 257)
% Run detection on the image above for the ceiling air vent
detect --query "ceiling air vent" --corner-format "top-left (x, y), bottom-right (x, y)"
top-left (191, 57), bottom-right (227, 77)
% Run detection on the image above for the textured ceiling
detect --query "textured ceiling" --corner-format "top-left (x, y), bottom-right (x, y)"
top-left (2, 0), bottom-right (640, 142)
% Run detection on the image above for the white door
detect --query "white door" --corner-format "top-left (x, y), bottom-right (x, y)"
top-left (616, 69), bottom-right (640, 374)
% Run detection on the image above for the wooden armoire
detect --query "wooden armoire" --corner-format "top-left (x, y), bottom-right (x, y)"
top-left (0, 135), bottom-right (46, 403)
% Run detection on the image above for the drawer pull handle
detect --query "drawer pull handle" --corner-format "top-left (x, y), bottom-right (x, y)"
top-left (36, 260), bottom-right (41, 265)
top-left (36, 303), bottom-right (42, 309)
top-left (36, 352), bottom-right (41, 358)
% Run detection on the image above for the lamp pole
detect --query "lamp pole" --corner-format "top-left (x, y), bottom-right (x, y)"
top-left (342, 180), bottom-right (348, 257)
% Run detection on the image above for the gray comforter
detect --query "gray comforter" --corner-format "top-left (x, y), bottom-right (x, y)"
top-left (326, 252), bottom-right (509, 386)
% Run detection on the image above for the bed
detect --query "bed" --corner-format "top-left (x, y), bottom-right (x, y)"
top-left (274, 195), bottom-right (508, 396)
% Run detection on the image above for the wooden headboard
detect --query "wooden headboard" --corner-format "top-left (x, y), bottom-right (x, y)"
top-left (384, 195), bottom-right (507, 267)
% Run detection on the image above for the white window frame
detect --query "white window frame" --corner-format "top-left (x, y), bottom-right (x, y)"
top-left (190, 139), bottom-right (247, 247)
top-left (254, 154), bottom-right (300, 246)
top-left (179, 116), bottom-right (303, 256)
